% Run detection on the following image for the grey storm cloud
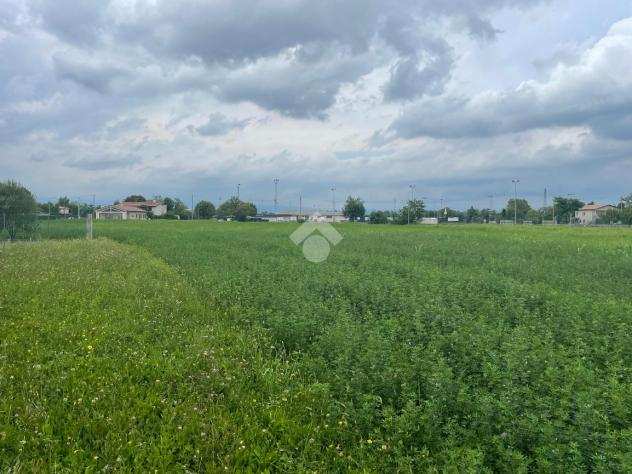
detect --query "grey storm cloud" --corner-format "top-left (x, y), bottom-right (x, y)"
top-left (53, 55), bottom-right (131, 95)
top-left (63, 153), bottom-right (142, 171)
top-left (193, 113), bottom-right (251, 136)
top-left (390, 18), bottom-right (632, 140)
top-left (19, 0), bottom-right (546, 118)
top-left (216, 46), bottom-right (377, 119)
top-left (4, 0), bottom-right (632, 208)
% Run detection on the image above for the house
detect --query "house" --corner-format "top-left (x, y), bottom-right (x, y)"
top-left (420, 217), bottom-right (439, 225)
top-left (308, 212), bottom-right (349, 223)
top-left (259, 212), bottom-right (305, 222)
top-left (138, 200), bottom-right (168, 216)
top-left (95, 204), bottom-right (147, 220)
top-left (575, 204), bottom-right (617, 225)
top-left (95, 200), bottom-right (168, 220)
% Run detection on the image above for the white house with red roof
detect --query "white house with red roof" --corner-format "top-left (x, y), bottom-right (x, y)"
top-left (95, 200), bottom-right (168, 220)
top-left (575, 203), bottom-right (617, 225)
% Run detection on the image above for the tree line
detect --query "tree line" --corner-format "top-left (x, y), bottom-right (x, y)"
top-left (3, 179), bottom-right (632, 241)
top-left (345, 194), bottom-right (632, 225)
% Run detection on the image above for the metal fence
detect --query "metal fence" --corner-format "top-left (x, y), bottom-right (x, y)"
top-left (1, 213), bottom-right (94, 242)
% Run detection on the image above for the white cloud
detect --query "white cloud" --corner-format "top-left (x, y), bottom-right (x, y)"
top-left (390, 18), bottom-right (632, 140)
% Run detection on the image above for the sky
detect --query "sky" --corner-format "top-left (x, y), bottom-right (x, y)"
top-left (2, 0), bottom-right (632, 211)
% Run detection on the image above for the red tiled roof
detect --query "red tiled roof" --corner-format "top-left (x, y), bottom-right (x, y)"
top-left (118, 202), bottom-right (147, 212)
top-left (579, 204), bottom-right (614, 211)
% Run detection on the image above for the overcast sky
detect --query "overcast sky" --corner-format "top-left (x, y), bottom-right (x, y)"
top-left (2, 0), bottom-right (632, 211)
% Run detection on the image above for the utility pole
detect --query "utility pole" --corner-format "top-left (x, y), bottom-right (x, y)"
top-left (567, 193), bottom-right (577, 225)
top-left (512, 179), bottom-right (520, 224)
top-left (488, 194), bottom-right (494, 223)
top-left (237, 184), bottom-right (241, 200)
top-left (273, 178), bottom-right (279, 213)
top-left (299, 194), bottom-right (303, 219)
top-left (331, 186), bottom-right (336, 213)
top-left (191, 193), bottom-right (195, 219)
top-left (408, 184), bottom-right (415, 224)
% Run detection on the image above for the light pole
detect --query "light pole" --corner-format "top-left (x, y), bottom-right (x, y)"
top-left (512, 179), bottom-right (520, 224)
top-left (567, 193), bottom-right (577, 225)
top-left (237, 184), bottom-right (241, 200)
top-left (273, 178), bottom-right (279, 213)
top-left (408, 184), bottom-right (415, 224)
top-left (331, 186), bottom-right (336, 213)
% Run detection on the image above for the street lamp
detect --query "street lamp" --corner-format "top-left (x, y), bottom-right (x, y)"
top-left (331, 186), bottom-right (336, 213)
top-left (512, 179), bottom-right (520, 224)
top-left (408, 184), bottom-right (416, 224)
top-left (273, 178), bottom-right (279, 213)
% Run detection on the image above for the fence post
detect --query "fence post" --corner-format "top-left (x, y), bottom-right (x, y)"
top-left (86, 214), bottom-right (93, 240)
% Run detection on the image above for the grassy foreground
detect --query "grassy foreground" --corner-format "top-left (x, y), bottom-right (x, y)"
top-left (0, 240), bottom-right (348, 471)
top-left (3, 222), bottom-right (632, 471)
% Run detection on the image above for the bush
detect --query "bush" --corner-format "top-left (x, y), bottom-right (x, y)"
top-left (369, 210), bottom-right (388, 224)
top-left (0, 180), bottom-right (38, 240)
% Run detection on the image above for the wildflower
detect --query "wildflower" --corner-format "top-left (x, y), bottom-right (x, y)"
top-left (367, 439), bottom-right (373, 444)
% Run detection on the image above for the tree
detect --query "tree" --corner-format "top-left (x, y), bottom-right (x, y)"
top-left (162, 197), bottom-right (176, 212)
top-left (195, 200), bottom-right (216, 219)
top-left (621, 193), bottom-right (632, 208)
top-left (0, 181), bottom-right (38, 241)
top-left (526, 209), bottom-right (542, 224)
top-left (479, 208), bottom-right (497, 223)
top-left (124, 195), bottom-right (146, 202)
top-left (216, 197), bottom-right (257, 221)
top-left (465, 206), bottom-right (482, 223)
top-left (501, 198), bottom-right (532, 222)
top-left (172, 199), bottom-right (191, 219)
top-left (39, 201), bottom-right (53, 215)
top-left (541, 206), bottom-right (554, 222)
top-left (343, 196), bottom-right (366, 222)
top-left (398, 199), bottom-right (425, 224)
top-left (597, 207), bottom-right (632, 225)
top-left (368, 210), bottom-right (388, 224)
top-left (552, 197), bottom-right (584, 224)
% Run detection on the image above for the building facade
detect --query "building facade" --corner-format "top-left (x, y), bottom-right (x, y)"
top-left (575, 204), bottom-right (617, 225)
top-left (95, 205), bottom-right (147, 220)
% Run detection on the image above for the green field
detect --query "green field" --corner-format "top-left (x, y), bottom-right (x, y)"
top-left (2, 222), bottom-right (632, 471)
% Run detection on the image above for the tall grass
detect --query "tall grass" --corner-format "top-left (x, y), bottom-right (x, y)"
top-left (5, 221), bottom-right (632, 470)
